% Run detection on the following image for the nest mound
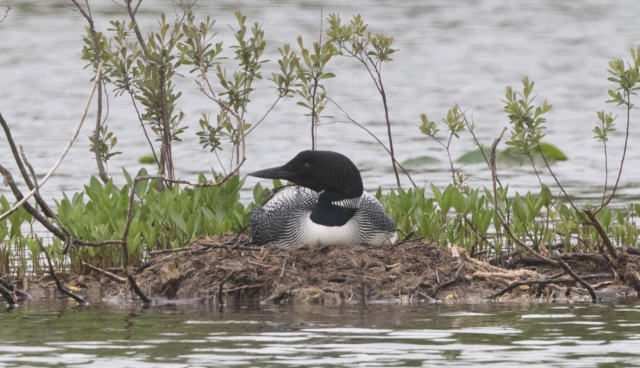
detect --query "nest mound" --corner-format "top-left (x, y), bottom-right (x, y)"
top-left (99, 234), bottom-right (639, 305)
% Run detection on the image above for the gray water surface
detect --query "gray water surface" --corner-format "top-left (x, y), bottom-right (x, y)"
top-left (2, 1), bottom-right (640, 205)
top-left (1, 301), bottom-right (640, 367)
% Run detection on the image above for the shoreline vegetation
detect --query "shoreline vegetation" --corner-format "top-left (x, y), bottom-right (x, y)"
top-left (2, 2), bottom-right (640, 306)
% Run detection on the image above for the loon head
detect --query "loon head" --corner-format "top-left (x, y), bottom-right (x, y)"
top-left (248, 150), bottom-right (364, 201)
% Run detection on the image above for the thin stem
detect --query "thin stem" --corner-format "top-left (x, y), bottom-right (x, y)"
top-left (37, 237), bottom-right (88, 304)
top-left (329, 99), bottom-right (416, 187)
top-left (71, 0), bottom-right (109, 182)
top-left (244, 96), bottom-right (281, 136)
top-left (128, 92), bottom-right (160, 167)
top-left (0, 63), bottom-right (103, 222)
top-left (603, 96), bottom-right (631, 207)
top-left (0, 115), bottom-right (54, 218)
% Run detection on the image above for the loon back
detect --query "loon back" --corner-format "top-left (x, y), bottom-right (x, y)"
top-left (248, 150), bottom-right (397, 249)
top-left (250, 186), bottom-right (397, 249)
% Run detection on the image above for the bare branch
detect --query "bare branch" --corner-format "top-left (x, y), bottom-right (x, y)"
top-left (603, 96), bottom-right (632, 207)
top-left (329, 99), bottom-right (416, 187)
top-left (0, 6), bottom-right (11, 24)
top-left (69, 0), bottom-right (103, 179)
top-left (0, 63), bottom-right (103, 222)
top-left (556, 255), bottom-right (597, 302)
top-left (244, 96), bottom-right (281, 136)
top-left (0, 284), bottom-right (16, 305)
top-left (82, 262), bottom-right (126, 283)
top-left (0, 115), bottom-right (55, 218)
top-left (37, 237), bottom-right (88, 305)
top-left (431, 263), bottom-right (464, 298)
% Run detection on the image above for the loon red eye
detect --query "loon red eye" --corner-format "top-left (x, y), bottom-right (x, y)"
top-left (302, 163), bottom-right (311, 171)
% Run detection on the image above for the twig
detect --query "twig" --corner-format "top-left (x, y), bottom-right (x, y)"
top-left (0, 284), bottom-right (16, 305)
top-left (70, 0), bottom-right (109, 182)
top-left (244, 96), bottom-right (282, 136)
top-left (488, 128), bottom-right (558, 266)
top-left (591, 281), bottom-right (614, 289)
top-left (279, 260), bottom-right (287, 278)
top-left (0, 63), bottom-right (103, 222)
top-left (18, 146), bottom-right (56, 218)
top-left (224, 284), bottom-right (265, 293)
top-left (0, 279), bottom-right (30, 300)
top-left (0, 6), bottom-right (11, 24)
top-left (431, 263), bottom-right (464, 298)
top-left (488, 273), bottom-right (609, 300)
top-left (556, 256), bottom-right (597, 302)
top-left (125, 0), bottom-right (148, 57)
top-left (37, 237), bottom-right (88, 304)
top-left (602, 95), bottom-right (632, 207)
top-left (82, 262), bottom-right (126, 283)
top-left (330, 99), bottom-right (416, 187)
top-left (73, 239), bottom-right (125, 247)
top-left (584, 209), bottom-right (618, 260)
top-left (149, 247), bottom-right (191, 255)
top-left (0, 115), bottom-right (54, 218)
top-left (340, 272), bottom-right (380, 281)
top-left (418, 291), bottom-right (438, 303)
top-left (0, 165), bottom-right (67, 240)
top-left (0, 114), bottom-right (46, 217)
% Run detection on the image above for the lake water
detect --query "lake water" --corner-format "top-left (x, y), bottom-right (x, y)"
top-left (1, 301), bottom-right (640, 367)
top-left (2, 0), bottom-right (640, 205)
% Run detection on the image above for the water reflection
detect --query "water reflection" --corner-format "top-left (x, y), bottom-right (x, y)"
top-left (0, 302), bottom-right (640, 366)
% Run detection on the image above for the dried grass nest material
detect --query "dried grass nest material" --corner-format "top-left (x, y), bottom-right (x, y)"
top-left (102, 234), bottom-right (639, 304)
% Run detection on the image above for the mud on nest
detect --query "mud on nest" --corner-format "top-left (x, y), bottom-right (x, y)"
top-left (99, 233), bottom-right (640, 305)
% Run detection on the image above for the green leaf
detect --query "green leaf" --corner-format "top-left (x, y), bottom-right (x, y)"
top-left (171, 211), bottom-right (188, 235)
top-left (450, 187), bottom-right (466, 213)
top-left (511, 196), bottom-right (529, 224)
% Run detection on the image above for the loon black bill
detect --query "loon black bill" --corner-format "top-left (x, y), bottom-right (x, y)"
top-left (248, 166), bottom-right (296, 181)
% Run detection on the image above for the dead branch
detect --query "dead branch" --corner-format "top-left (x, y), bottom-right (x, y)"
top-left (0, 283), bottom-right (16, 305)
top-left (584, 209), bottom-right (618, 260)
top-left (329, 99), bottom-right (416, 187)
top-left (488, 272), bottom-right (610, 300)
top-left (82, 262), bottom-right (126, 283)
top-left (0, 6), bottom-right (11, 24)
top-left (0, 115), bottom-right (55, 218)
top-left (0, 278), bottom-right (30, 300)
top-left (0, 164), bottom-right (67, 239)
top-left (37, 238), bottom-right (88, 304)
top-left (556, 255), bottom-right (597, 302)
top-left (18, 146), bottom-right (56, 218)
top-left (431, 263), bottom-right (464, 298)
top-left (0, 63), bottom-right (103, 222)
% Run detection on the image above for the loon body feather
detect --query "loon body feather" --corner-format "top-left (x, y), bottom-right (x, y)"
top-left (248, 150), bottom-right (398, 249)
top-left (251, 186), bottom-right (396, 249)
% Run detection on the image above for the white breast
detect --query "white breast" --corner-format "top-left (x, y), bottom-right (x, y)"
top-left (300, 212), bottom-right (397, 247)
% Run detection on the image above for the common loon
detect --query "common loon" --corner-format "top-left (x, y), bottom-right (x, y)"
top-left (248, 150), bottom-right (397, 249)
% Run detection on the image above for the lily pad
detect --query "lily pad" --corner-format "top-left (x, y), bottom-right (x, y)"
top-left (139, 155), bottom-right (156, 164)
top-left (402, 156), bottom-right (441, 166)
top-left (456, 148), bottom-right (491, 164)
top-left (456, 142), bottom-right (567, 165)
top-left (537, 142), bottom-right (567, 161)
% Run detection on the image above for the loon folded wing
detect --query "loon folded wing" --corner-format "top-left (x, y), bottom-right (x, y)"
top-left (349, 192), bottom-right (397, 245)
top-left (250, 186), bottom-right (318, 248)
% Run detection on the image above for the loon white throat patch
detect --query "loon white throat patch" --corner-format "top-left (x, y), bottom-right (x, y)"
top-left (331, 197), bottom-right (362, 209)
